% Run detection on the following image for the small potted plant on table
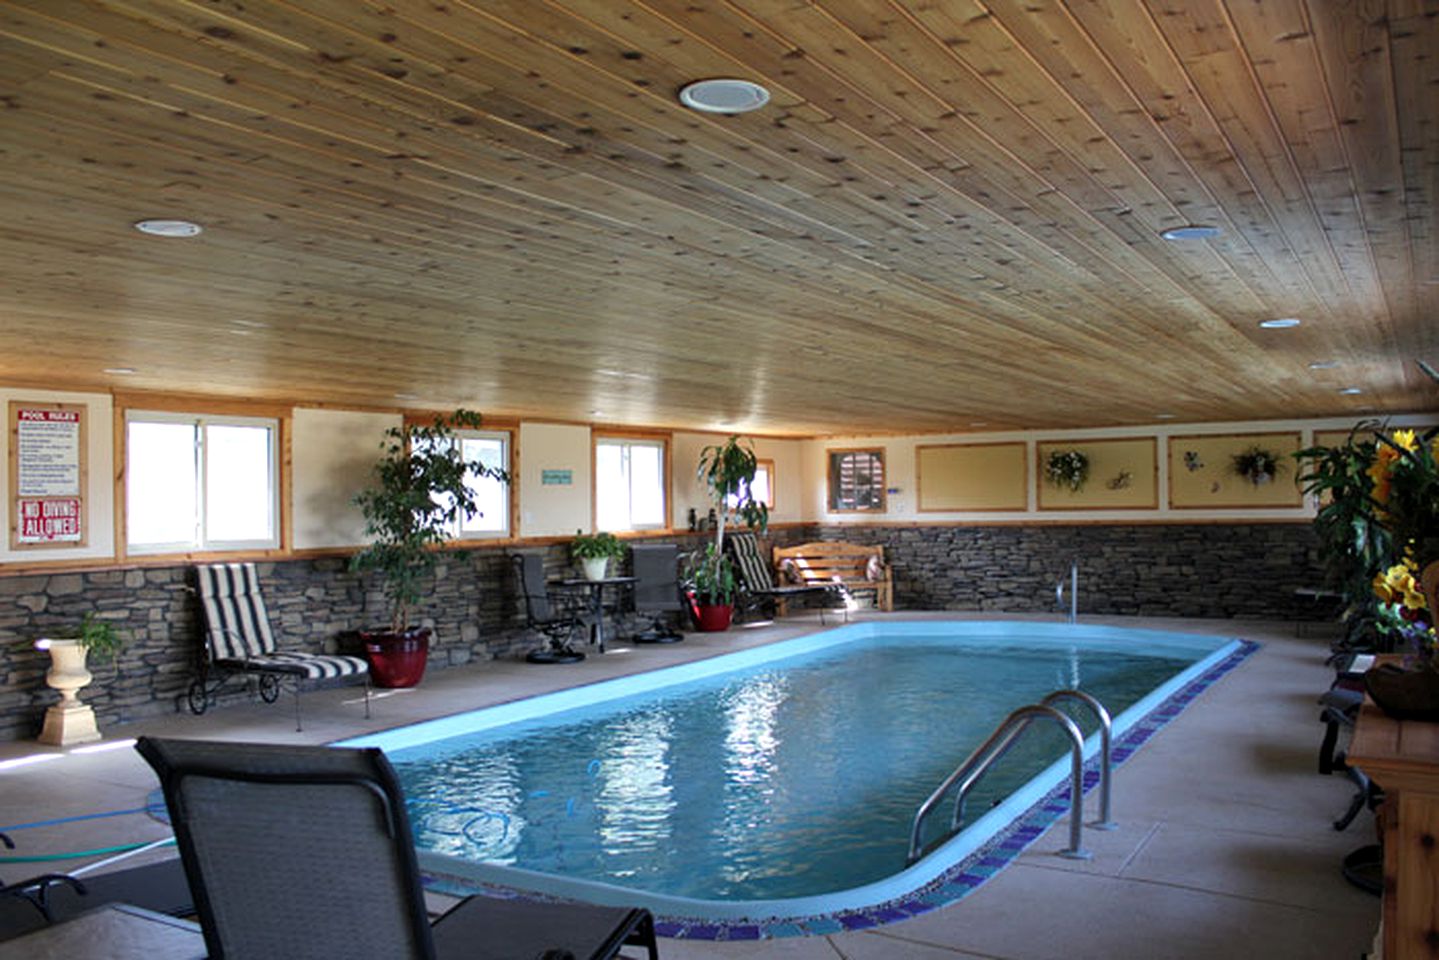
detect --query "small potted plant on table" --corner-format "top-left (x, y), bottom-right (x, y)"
top-left (351, 409), bottom-right (509, 687)
top-left (571, 530), bottom-right (625, 580)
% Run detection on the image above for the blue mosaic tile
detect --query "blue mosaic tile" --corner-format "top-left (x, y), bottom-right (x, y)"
top-left (838, 913), bottom-right (879, 931)
top-left (725, 925), bottom-right (762, 940)
top-left (800, 918), bottom-right (845, 936)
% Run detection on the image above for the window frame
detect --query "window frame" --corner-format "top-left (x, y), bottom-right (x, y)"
top-left (123, 409), bottom-right (283, 556)
top-left (434, 425), bottom-right (514, 541)
top-left (726, 457), bottom-right (776, 512)
top-left (827, 447), bottom-right (887, 513)
top-left (592, 431), bottom-right (671, 532)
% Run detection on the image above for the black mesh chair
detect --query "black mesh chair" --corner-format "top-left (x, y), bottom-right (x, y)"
top-left (135, 737), bottom-right (659, 960)
top-left (629, 543), bottom-right (683, 643)
top-left (0, 831), bottom-right (85, 925)
top-left (513, 553), bottom-right (587, 664)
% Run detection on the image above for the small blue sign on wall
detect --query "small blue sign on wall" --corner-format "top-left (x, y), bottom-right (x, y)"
top-left (541, 469), bottom-right (573, 486)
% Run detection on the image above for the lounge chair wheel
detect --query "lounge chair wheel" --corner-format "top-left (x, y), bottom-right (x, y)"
top-left (186, 680), bottom-right (211, 716)
top-left (258, 673), bottom-right (281, 703)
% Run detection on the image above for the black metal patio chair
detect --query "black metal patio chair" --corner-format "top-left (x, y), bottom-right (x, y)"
top-left (135, 736), bottom-right (658, 960)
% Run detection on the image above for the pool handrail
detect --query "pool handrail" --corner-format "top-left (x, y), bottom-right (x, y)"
top-left (1039, 689), bottom-right (1115, 830)
top-left (908, 702), bottom-right (1093, 865)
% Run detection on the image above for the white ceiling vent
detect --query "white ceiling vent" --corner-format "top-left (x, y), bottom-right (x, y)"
top-left (679, 79), bottom-right (770, 114)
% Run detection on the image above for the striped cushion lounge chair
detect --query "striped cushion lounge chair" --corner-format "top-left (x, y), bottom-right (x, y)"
top-left (725, 531), bottom-right (847, 623)
top-left (136, 737), bottom-right (659, 960)
top-left (190, 562), bottom-right (369, 730)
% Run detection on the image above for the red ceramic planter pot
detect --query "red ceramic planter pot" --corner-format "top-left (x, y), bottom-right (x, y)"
top-left (361, 627), bottom-right (431, 688)
top-left (693, 604), bottom-right (734, 633)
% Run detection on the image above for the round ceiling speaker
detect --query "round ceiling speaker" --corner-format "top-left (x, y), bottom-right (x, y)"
top-left (678, 79), bottom-right (770, 114)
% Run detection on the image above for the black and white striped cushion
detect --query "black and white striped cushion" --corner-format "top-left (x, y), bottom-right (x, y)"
top-left (197, 562), bottom-right (276, 659)
top-left (196, 562), bottom-right (367, 679)
top-left (241, 651), bottom-right (368, 679)
top-left (727, 531), bottom-right (774, 591)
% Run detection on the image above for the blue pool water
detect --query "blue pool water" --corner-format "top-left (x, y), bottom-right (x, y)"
top-left (343, 621), bottom-right (1240, 926)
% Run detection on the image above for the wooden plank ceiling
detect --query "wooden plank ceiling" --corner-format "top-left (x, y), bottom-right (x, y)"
top-left (0, 0), bottom-right (1435, 436)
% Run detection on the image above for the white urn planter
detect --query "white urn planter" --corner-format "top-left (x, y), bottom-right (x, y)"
top-left (36, 638), bottom-right (101, 746)
top-left (580, 557), bottom-right (609, 581)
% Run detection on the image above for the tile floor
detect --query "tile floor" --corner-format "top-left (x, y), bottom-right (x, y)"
top-left (0, 614), bottom-right (1379, 959)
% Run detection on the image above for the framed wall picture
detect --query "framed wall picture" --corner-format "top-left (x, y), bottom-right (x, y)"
top-left (1168, 432), bottom-right (1303, 508)
top-left (1036, 437), bottom-right (1158, 510)
top-left (916, 442), bottom-right (1027, 512)
top-left (9, 401), bottom-right (88, 549)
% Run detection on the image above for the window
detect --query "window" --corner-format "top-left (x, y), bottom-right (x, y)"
top-left (726, 458), bottom-right (775, 510)
top-left (435, 430), bottom-right (511, 539)
top-left (828, 449), bottom-right (885, 512)
top-left (595, 436), bottom-right (667, 531)
top-left (126, 412), bottom-right (280, 553)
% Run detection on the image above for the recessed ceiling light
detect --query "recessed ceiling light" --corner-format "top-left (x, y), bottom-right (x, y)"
top-left (1160, 225), bottom-right (1221, 241)
top-left (103, 367), bottom-right (137, 375)
top-left (1339, 387), bottom-right (1364, 395)
top-left (1308, 360), bottom-right (1340, 370)
top-left (1155, 413), bottom-right (1177, 420)
top-left (1259, 318), bottom-right (1302, 329)
top-left (393, 393), bottom-right (419, 401)
top-left (133, 219), bottom-right (203, 238)
top-left (589, 409), bottom-right (605, 417)
top-left (679, 79), bottom-right (770, 114)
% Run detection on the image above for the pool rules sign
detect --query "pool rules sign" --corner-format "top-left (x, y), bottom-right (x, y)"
top-left (9, 402), bottom-right (87, 549)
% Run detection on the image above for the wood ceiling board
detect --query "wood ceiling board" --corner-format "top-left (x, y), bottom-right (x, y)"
top-left (0, 0), bottom-right (1434, 435)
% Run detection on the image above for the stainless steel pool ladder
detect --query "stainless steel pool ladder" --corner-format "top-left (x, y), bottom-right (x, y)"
top-left (1056, 562), bottom-right (1078, 623)
top-left (906, 689), bottom-right (1115, 866)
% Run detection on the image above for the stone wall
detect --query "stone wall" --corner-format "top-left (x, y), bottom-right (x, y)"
top-left (812, 522), bottom-right (1324, 618)
top-left (0, 523), bottom-right (1321, 741)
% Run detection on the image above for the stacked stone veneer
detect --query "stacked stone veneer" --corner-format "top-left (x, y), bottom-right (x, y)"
top-left (0, 523), bottom-right (1322, 741)
top-left (815, 522), bottom-right (1325, 618)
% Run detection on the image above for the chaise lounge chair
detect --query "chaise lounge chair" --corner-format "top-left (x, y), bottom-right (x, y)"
top-left (726, 531), bottom-right (846, 623)
top-left (135, 736), bottom-right (658, 960)
top-left (190, 562), bottom-right (370, 731)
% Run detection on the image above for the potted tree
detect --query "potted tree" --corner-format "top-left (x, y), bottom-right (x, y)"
top-left (571, 530), bottom-right (625, 580)
top-left (351, 409), bottom-right (508, 687)
top-left (686, 435), bottom-right (769, 631)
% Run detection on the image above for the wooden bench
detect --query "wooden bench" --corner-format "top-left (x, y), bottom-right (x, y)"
top-left (772, 541), bottom-right (893, 612)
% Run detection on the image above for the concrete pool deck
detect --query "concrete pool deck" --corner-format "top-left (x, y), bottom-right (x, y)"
top-left (0, 614), bottom-right (1379, 959)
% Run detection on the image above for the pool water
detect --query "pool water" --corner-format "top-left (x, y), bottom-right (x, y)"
top-left (387, 634), bottom-right (1192, 901)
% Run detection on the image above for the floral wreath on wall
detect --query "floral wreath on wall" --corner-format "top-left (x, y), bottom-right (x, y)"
top-left (1044, 449), bottom-right (1089, 493)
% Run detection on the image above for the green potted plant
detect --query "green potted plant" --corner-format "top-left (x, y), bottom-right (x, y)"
top-left (686, 435), bottom-right (769, 631)
top-left (571, 530), bottom-right (625, 580)
top-left (351, 409), bottom-right (509, 687)
top-left (35, 612), bottom-right (125, 746)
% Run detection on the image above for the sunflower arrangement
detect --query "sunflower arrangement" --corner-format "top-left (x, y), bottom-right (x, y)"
top-left (1366, 427), bottom-right (1439, 652)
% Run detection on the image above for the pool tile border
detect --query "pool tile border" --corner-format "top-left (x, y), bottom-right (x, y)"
top-left (422, 638), bottom-right (1258, 940)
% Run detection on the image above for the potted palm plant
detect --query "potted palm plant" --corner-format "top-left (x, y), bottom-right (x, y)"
top-left (351, 409), bottom-right (509, 687)
top-left (571, 530), bottom-right (625, 580)
top-left (686, 435), bottom-right (768, 631)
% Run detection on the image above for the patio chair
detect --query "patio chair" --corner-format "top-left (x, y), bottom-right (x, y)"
top-left (0, 831), bottom-right (86, 926)
top-left (134, 737), bottom-right (658, 960)
top-left (190, 562), bottom-right (370, 731)
top-left (629, 543), bottom-right (684, 643)
top-left (726, 531), bottom-right (846, 623)
top-left (513, 553), bottom-right (587, 663)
